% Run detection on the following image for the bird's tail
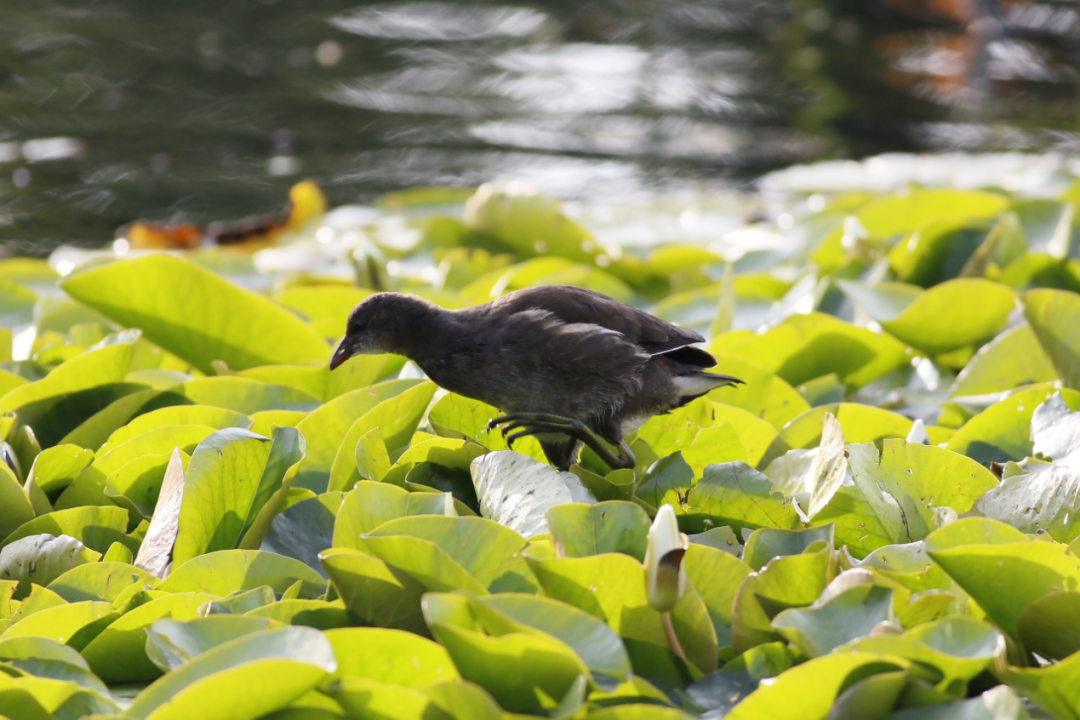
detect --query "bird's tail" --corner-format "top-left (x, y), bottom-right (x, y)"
top-left (672, 371), bottom-right (744, 408)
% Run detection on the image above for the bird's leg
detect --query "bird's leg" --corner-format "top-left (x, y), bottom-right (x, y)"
top-left (488, 413), bottom-right (636, 470)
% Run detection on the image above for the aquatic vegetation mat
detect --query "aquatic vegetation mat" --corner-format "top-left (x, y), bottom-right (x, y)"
top-left (1, 159), bottom-right (1080, 718)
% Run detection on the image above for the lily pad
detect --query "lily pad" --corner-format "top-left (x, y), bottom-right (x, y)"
top-left (61, 255), bottom-right (329, 373)
top-left (1022, 288), bottom-right (1080, 390)
top-left (124, 625), bottom-right (337, 720)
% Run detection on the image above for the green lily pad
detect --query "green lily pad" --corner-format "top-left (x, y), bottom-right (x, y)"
top-left (1, 506), bottom-right (132, 554)
top-left (320, 548), bottom-right (427, 634)
top-left (61, 255), bottom-right (329, 374)
top-left (683, 462), bottom-right (800, 534)
top-left (888, 686), bottom-right (1029, 720)
top-left (1022, 288), bottom-right (1080, 390)
top-left (1016, 591), bottom-right (1080, 661)
top-left (712, 313), bottom-right (908, 390)
top-left (926, 537), bottom-right (1080, 639)
top-left (243, 599), bottom-right (351, 630)
top-left (0, 535), bottom-right (100, 596)
top-left (0, 463), bottom-right (35, 538)
top-left (46, 562), bottom-right (155, 602)
top-left (292, 379), bottom-right (423, 492)
top-left (160, 550), bottom-right (326, 599)
top-left (706, 355), bottom-right (810, 429)
top-left (326, 626), bottom-right (459, 685)
top-left (274, 285), bottom-right (372, 340)
top-left (945, 385), bottom-right (1080, 463)
top-left (100, 406), bottom-right (251, 451)
top-left (848, 440), bottom-right (997, 544)
top-left (327, 381), bottom-right (438, 492)
top-left (178, 377), bottom-right (320, 414)
top-left (79, 592), bottom-right (218, 683)
top-left (846, 616), bottom-right (1000, 687)
top-left (638, 401), bottom-right (774, 470)
top-left (471, 451), bottom-right (596, 538)
top-left (772, 584), bottom-right (893, 657)
top-left (683, 544), bottom-right (751, 650)
top-left (173, 427), bottom-right (304, 565)
top-left (427, 393), bottom-right (545, 463)
top-left (427, 619), bottom-right (587, 713)
top-left (25, 445), bottom-right (94, 499)
top-left (464, 183), bottom-right (607, 265)
top-left (1, 600), bottom-right (113, 645)
top-left (332, 481), bottom-right (451, 550)
top-left (144, 616), bottom-right (276, 671)
top-left (263, 492), bottom-right (345, 575)
top-left (949, 324), bottom-right (1058, 398)
top-left (366, 515), bottom-right (530, 592)
top-left (731, 542), bottom-right (832, 653)
top-left (996, 650), bottom-right (1080, 720)
top-left (125, 625), bottom-right (336, 720)
top-left (977, 465), bottom-right (1080, 542)
top-left (760, 403), bottom-right (914, 467)
top-left (468, 592), bottom-right (634, 682)
top-left (838, 278), bottom-right (1015, 355)
top-left (546, 502), bottom-right (651, 561)
top-left (0, 341), bottom-right (139, 447)
top-left (723, 652), bottom-right (908, 720)
top-left (528, 553), bottom-right (717, 686)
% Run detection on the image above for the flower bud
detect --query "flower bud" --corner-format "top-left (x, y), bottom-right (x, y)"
top-left (644, 504), bottom-right (689, 612)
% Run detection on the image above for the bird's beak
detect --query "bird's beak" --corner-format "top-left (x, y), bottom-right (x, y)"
top-left (330, 338), bottom-right (354, 371)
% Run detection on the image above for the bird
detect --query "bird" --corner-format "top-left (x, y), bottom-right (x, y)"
top-left (329, 286), bottom-right (743, 471)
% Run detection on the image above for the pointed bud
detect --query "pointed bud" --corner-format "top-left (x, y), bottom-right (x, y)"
top-left (644, 504), bottom-right (689, 612)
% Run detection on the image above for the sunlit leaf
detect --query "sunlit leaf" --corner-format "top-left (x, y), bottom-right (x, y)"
top-left (61, 255), bottom-right (329, 373)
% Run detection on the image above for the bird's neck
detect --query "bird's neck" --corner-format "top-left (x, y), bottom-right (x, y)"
top-left (390, 302), bottom-right (457, 361)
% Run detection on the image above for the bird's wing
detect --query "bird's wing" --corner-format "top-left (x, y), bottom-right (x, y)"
top-left (491, 308), bottom-right (649, 418)
top-left (489, 285), bottom-right (706, 357)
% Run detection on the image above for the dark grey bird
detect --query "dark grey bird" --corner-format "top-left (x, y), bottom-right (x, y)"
top-left (329, 286), bottom-right (743, 471)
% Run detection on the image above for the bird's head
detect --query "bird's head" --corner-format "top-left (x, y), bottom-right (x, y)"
top-left (330, 292), bottom-right (435, 370)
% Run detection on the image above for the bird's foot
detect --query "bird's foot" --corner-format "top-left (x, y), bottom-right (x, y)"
top-left (487, 413), bottom-right (635, 470)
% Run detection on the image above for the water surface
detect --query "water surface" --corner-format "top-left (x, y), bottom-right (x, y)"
top-left (2, 0), bottom-right (1077, 254)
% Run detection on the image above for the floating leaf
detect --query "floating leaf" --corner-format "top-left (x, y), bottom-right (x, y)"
top-left (528, 553), bottom-right (717, 686)
top-left (1022, 288), bottom-right (1080, 390)
top-left (772, 584), bottom-right (893, 657)
top-left (46, 562), bottom-right (155, 603)
top-left (723, 652), bottom-right (907, 719)
top-left (926, 536), bottom-right (1080, 639)
top-left (683, 462), bottom-right (800, 534)
top-left (0, 341), bottom-right (138, 446)
top-left (262, 492), bottom-right (345, 575)
top-left (292, 379), bottom-right (423, 492)
top-left (946, 386), bottom-right (1080, 464)
top-left (471, 451), bottom-right (595, 538)
top-left (332, 482), bottom-right (451, 550)
top-left (125, 626), bottom-right (337, 720)
top-left (546, 502), bottom-right (651, 561)
top-left (848, 440), bottom-right (997, 544)
top-left (173, 427), bottom-right (304, 565)
top-left (712, 313), bottom-right (908, 390)
top-left (160, 550), bottom-right (326, 599)
top-left (61, 255), bottom-right (329, 373)
top-left (320, 548), bottom-right (427, 634)
top-left (0, 506), bottom-right (132, 555)
top-left (327, 381), bottom-right (437, 492)
top-left (949, 324), bottom-right (1058, 398)
top-left (79, 592), bottom-right (217, 683)
top-left (0, 535), bottom-right (100, 596)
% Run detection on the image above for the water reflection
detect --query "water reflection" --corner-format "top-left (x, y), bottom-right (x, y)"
top-left (0, 0), bottom-right (1077, 254)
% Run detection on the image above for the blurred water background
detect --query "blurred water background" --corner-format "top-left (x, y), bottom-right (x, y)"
top-left (1, 0), bottom-right (1078, 255)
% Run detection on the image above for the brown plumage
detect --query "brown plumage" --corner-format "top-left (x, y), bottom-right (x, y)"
top-left (330, 286), bottom-right (743, 471)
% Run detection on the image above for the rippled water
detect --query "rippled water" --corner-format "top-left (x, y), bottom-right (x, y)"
top-left (1, 0), bottom-right (1078, 254)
